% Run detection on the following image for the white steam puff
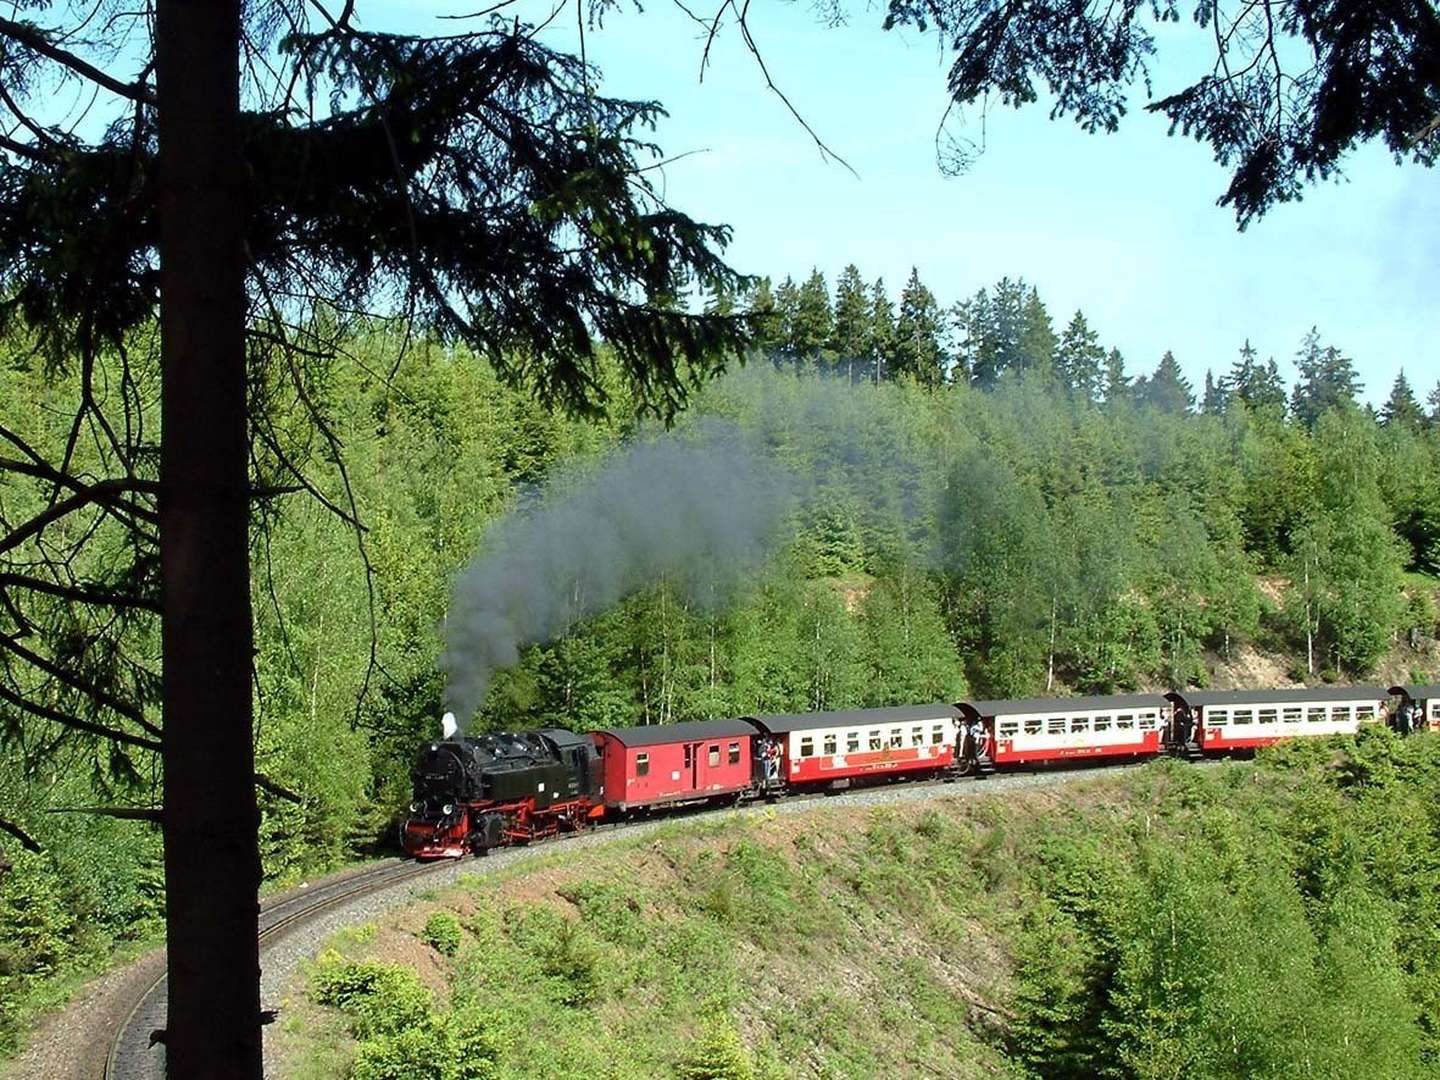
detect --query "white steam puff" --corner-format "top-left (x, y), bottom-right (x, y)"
top-left (441, 418), bottom-right (795, 724)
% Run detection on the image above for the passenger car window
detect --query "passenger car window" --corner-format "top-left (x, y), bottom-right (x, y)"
top-left (823, 734), bottom-right (837, 754)
top-left (707, 745), bottom-right (720, 767)
top-left (799, 737), bottom-right (814, 758)
top-left (869, 730), bottom-right (882, 750)
top-left (848, 732), bottom-right (861, 752)
top-left (728, 742), bottom-right (740, 764)
top-left (636, 753), bottom-right (649, 777)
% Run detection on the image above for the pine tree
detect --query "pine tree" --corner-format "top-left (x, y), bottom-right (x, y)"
top-left (1018, 287), bottom-right (1059, 379)
top-left (1138, 351), bottom-right (1195, 414)
top-left (869, 278), bottom-right (896, 383)
top-left (830, 264), bottom-right (871, 383)
top-left (1429, 380), bottom-right (1440, 424)
top-left (1056, 310), bottom-right (1105, 400)
top-left (892, 267), bottom-right (946, 387)
top-left (1102, 348), bottom-right (1130, 404)
top-left (1290, 327), bottom-right (1362, 428)
top-left (1380, 370), bottom-right (1424, 429)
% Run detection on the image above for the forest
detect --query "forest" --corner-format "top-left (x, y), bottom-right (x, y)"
top-left (1, 266), bottom-right (1439, 1056)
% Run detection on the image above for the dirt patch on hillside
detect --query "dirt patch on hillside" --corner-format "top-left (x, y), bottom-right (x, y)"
top-left (1209, 644), bottom-right (1301, 690)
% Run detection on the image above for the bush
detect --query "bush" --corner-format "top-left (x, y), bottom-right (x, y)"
top-left (310, 953), bottom-right (434, 1039)
top-left (679, 1019), bottom-right (757, 1080)
top-left (421, 912), bottom-right (462, 958)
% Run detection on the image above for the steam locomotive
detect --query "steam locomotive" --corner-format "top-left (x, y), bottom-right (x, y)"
top-left (400, 684), bottom-right (1439, 858)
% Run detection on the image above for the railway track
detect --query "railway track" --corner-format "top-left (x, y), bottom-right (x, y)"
top-left (97, 758), bottom-right (1194, 1079)
top-left (103, 858), bottom-right (449, 1080)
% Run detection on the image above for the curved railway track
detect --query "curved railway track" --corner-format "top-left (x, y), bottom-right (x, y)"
top-left (98, 759), bottom-right (1188, 1079)
top-left (103, 859), bottom-right (449, 1080)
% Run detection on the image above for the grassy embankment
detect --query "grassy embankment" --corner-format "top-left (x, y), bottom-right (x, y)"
top-left (280, 728), bottom-right (1440, 1080)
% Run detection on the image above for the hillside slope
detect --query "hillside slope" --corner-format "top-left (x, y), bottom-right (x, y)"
top-left (280, 730), bottom-right (1440, 1080)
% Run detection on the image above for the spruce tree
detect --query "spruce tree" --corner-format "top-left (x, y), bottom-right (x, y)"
top-left (1429, 380), bottom-right (1440, 424)
top-left (947, 297), bottom-right (975, 385)
top-left (1139, 351), bottom-right (1195, 414)
top-left (831, 264), bottom-right (871, 382)
top-left (1380, 370), bottom-right (1424, 429)
top-left (1290, 327), bottom-right (1362, 428)
top-left (1202, 370), bottom-right (1229, 415)
top-left (869, 278), bottom-right (896, 383)
top-left (1018, 287), bottom-right (1059, 379)
top-left (1056, 310), bottom-right (1105, 400)
top-left (745, 277), bottom-right (783, 356)
top-left (792, 268), bottom-right (835, 372)
top-left (1227, 339), bottom-right (1288, 411)
top-left (773, 276), bottom-right (800, 369)
top-left (892, 267), bottom-right (946, 387)
top-left (1103, 348), bottom-right (1130, 404)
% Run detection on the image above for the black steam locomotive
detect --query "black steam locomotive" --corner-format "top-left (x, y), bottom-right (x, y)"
top-left (403, 727), bottom-right (603, 856)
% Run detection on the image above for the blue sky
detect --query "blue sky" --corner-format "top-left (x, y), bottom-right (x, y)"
top-left (376, 2), bottom-right (1440, 404)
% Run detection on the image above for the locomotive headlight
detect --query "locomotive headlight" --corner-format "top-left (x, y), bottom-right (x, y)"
top-left (442, 803), bottom-right (455, 816)
top-left (409, 802), bottom-right (420, 813)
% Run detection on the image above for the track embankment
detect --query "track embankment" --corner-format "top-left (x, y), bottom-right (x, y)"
top-left (8, 762), bottom-right (1156, 1080)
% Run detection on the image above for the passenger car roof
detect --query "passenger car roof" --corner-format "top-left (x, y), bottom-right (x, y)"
top-left (957, 694), bottom-right (1166, 720)
top-left (1388, 684), bottom-right (1440, 701)
top-left (1166, 686), bottom-right (1388, 707)
top-left (744, 703), bottom-right (959, 734)
top-left (597, 718), bottom-right (755, 748)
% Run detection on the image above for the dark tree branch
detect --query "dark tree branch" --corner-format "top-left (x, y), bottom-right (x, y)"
top-left (0, 16), bottom-right (157, 104)
top-left (0, 572), bottom-right (160, 613)
top-left (254, 772), bottom-right (302, 803)
top-left (47, 804), bottom-right (162, 821)
top-left (0, 480), bottom-right (159, 557)
top-left (0, 813), bottom-right (42, 853)
top-left (0, 681), bottom-right (161, 752)
top-left (0, 628), bottom-right (161, 737)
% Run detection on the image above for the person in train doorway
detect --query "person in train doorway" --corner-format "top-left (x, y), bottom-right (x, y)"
top-left (965, 718), bottom-right (986, 765)
top-left (1176, 705), bottom-right (1195, 746)
top-left (764, 738), bottom-right (780, 781)
top-left (1396, 700), bottom-right (1414, 737)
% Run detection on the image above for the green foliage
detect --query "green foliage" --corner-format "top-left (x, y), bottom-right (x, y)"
top-left (421, 912), bottom-right (463, 958)
top-left (679, 1018), bottom-right (758, 1080)
top-left (310, 953), bottom-right (501, 1080)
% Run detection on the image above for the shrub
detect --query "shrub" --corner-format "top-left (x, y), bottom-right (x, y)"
top-left (422, 912), bottom-right (462, 958)
top-left (679, 1019), bottom-right (757, 1080)
top-left (310, 953), bottom-right (433, 1039)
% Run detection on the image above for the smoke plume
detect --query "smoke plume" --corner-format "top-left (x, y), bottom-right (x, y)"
top-left (441, 418), bottom-right (795, 724)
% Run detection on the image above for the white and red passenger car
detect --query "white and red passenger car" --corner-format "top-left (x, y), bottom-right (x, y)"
top-left (1166, 686), bottom-right (1387, 752)
top-left (960, 694), bottom-right (1168, 765)
top-left (743, 704), bottom-right (962, 789)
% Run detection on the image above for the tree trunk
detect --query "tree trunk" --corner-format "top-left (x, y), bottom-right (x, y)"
top-left (157, 0), bottom-right (262, 1076)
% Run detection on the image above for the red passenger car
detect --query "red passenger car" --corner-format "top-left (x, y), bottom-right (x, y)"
top-left (593, 719), bottom-right (757, 812)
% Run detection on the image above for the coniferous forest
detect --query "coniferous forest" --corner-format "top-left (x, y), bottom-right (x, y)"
top-left (2, 261), bottom-right (1439, 1056)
